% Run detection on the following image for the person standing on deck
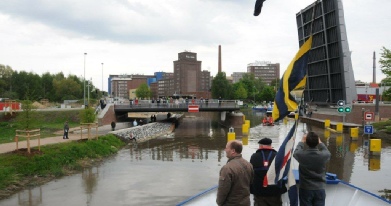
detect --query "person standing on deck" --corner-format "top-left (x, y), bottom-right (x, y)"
top-left (217, 140), bottom-right (254, 206)
top-left (293, 132), bottom-right (331, 206)
top-left (250, 138), bottom-right (286, 206)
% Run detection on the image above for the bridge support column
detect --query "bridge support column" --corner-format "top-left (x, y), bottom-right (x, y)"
top-left (221, 112), bottom-right (226, 121)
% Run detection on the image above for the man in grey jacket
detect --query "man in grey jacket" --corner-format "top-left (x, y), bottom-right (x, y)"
top-left (293, 131), bottom-right (331, 206)
top-left (217, 140), bottom-right (254, 206)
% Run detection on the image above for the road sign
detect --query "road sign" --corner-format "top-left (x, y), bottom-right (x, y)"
top-left (364, 112), bottom-right (375, 121)
top-left (364, 125), bottom-right (373, 134)
top-left (188, 105), bottom-right (199, 113)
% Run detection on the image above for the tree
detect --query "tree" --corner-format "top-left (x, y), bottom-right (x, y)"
top-left (380, 47), bottom-right (391, 100)
top-left (41, 72), bottom-right (55, 101)
top-left (211, 72), bottom-right (231, 99)
top-left (0, 64), bottom-right (13, 98)
top-left (15, 99), bottom-right (39, 130)
top-left (259, 86), bottom-right (275, 102)
top-left (233, 82), bottom-right (248, 100)
top-left (53, 78), bottom-right (82, 101)
top-left (79, 107), bottom-right (96, 123)
top-left (135, 83), bottom-right (151, 99)
top-left (380, 47), bottom-right (391, 76)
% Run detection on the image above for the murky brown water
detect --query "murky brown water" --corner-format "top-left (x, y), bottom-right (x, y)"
top-left (1, 111), bottom-right (390, 206)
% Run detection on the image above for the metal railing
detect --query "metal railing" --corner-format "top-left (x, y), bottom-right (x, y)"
top-left (114, 99), bottom-right (240, 109)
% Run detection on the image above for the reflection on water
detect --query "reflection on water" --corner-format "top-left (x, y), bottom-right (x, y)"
top-left (1, 111), bottom-right (390, 205)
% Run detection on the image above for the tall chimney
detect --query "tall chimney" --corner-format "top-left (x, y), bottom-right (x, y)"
top-left (218, 45), bottom-right (222, 73)
top-left (373, 51), bottom-right (376, 84)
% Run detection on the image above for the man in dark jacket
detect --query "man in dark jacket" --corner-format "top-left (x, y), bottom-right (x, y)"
top-left (293, 132), bottom-right (331, 206)
top-left (250, 138), bottom-right (286, 206)
top-left (63, 121), bottom-right (69, 139)
top-left (217, 140), bottom-right (254, 206)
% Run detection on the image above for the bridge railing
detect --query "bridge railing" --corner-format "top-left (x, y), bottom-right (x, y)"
top-left (114, 99), bottom-right (240, 109)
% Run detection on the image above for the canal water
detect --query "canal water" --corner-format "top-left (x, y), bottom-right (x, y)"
top-left (1, 111), bottom-right (390, 206)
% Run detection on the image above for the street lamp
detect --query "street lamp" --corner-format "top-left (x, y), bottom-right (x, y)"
top-left (101, 63), bottom-right (104, 95)
top-left (88, 78), bottom-right (91, 104)
top-left (83, 53), bottom-right (87, 107)
top-left (253, 86), bottom-right (256, 103)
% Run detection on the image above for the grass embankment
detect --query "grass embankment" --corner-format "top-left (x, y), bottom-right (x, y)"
top-left (0, 110), bottom-right (81, 144)
top-left (373, 119), bottom-right (391, 133)
top-left (0, 134), bottom-right (125, 199)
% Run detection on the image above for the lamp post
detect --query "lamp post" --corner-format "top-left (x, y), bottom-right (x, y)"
top-left (253, 86), bottom-right (256, 103)
top-left (101, 63), bottom-right (104, 96)
top-left (88, 78), bottom-right (91, 105)
top-left (83, 53), bottom-right (87, 107)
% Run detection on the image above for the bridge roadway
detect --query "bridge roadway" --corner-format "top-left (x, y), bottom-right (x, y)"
top-left (113, 100), bottom-right (240, 115)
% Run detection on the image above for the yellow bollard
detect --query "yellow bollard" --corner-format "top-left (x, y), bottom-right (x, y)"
top-left (324, 130), bottom-right (330, 139)
top-left (325, 119), bottom-right (330, 128)
top-left (370, 139), bottom-right (381, 152)
top-left (349, 141), bottom-right (358, 153)
top-left (227, 127), bottom-right (236, 141)
top-left (283, 118), bottom-right (288, 125)
top-left (242, 124), bottom-right (249, 135)
top-left (336, 123), bottom-right (343, 133)
top-left (242, 136), bottom-right (248, 145)
top-left (350, 127), bottom-right (358, 140)
top-left (245, 120), bottom-right (250, 126)
top-left (336, 135), bottom-right (343, 146)
top-left (227, 132), bottom-right (236, 141)
top-left (369, 157), bottom-right (381, 171)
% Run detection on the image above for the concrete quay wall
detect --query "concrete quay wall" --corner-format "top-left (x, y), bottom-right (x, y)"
top-left (310, 104), bottom-right (391, 125)
top-left (109, 122), bottom-right (174, 143)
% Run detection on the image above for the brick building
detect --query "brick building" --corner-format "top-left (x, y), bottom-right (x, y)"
top-left (247, 61), bottom-right (280, 85)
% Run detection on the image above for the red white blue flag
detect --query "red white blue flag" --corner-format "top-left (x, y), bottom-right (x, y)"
top-left (263, 123), bottom-right (297, 187)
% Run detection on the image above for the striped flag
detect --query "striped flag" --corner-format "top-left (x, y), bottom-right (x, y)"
top-left (264, 36), bottom-right (313, 198)
top-left (263, 123), bottom-right (297, 187)
top-left (272, 36), bottom-right (313, 122)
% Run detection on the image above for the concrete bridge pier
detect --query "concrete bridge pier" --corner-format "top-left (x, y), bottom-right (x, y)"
top-left (224, 112), bottom-right (245, 128)
top-left (221, 112), bottom-right (226, 121)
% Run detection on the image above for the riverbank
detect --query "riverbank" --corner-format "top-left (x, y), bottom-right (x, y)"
top-left (0, 134), bottom-right (125, 200)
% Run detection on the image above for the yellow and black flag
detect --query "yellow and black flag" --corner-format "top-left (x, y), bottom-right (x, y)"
top-left (272, 36), bottom-right (313, 122)
top-left (253, 0), bottom-right (266, 16)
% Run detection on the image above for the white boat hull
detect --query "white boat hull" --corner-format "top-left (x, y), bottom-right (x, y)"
top-left (177, 174), bottom-right (390, 206)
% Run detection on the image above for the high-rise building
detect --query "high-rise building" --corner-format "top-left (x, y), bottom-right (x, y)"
top-left (232, 72), bottom-right (246, 83)
top-left (173, 51), bottom-right (204, 97)
top-left (108, 74), bottom-right (154, 99)
top-left (247, 61), bottom-right (280, 85)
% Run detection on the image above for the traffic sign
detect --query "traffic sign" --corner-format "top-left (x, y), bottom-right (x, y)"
top-left (188, 105), bottom-right (199, 113)
top-left (364, 125), bottom-right (373, 134)
top-left (364, 112), bottom-right (374, 121)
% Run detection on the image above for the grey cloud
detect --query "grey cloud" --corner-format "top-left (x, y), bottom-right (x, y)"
top-left (0, 0), bottom-right (246, 45)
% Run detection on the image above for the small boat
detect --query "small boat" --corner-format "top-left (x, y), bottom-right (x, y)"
top-left (262, 116), bottom-right (274, 126)
top-left (176, 171), bottom-right (391, 206)
top-left (252, 105), bottom-right (267, 112)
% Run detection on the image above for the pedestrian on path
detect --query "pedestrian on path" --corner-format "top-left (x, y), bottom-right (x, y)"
top-left (63, 121), bottom-right (69, 139)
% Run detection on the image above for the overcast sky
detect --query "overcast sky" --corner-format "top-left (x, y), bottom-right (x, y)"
top-left (0, 0), bottom-right (389, 91)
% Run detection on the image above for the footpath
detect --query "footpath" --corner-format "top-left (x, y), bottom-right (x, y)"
top-left (0, 123), bottom-right (130, 154)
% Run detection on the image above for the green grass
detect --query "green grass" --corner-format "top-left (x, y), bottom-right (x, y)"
top-left (372, 119), bottom-right (391, 133)
top-left (0, 134), bottom-right (125, 190)
top-left (0, 110), bottom-right (81, 144)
